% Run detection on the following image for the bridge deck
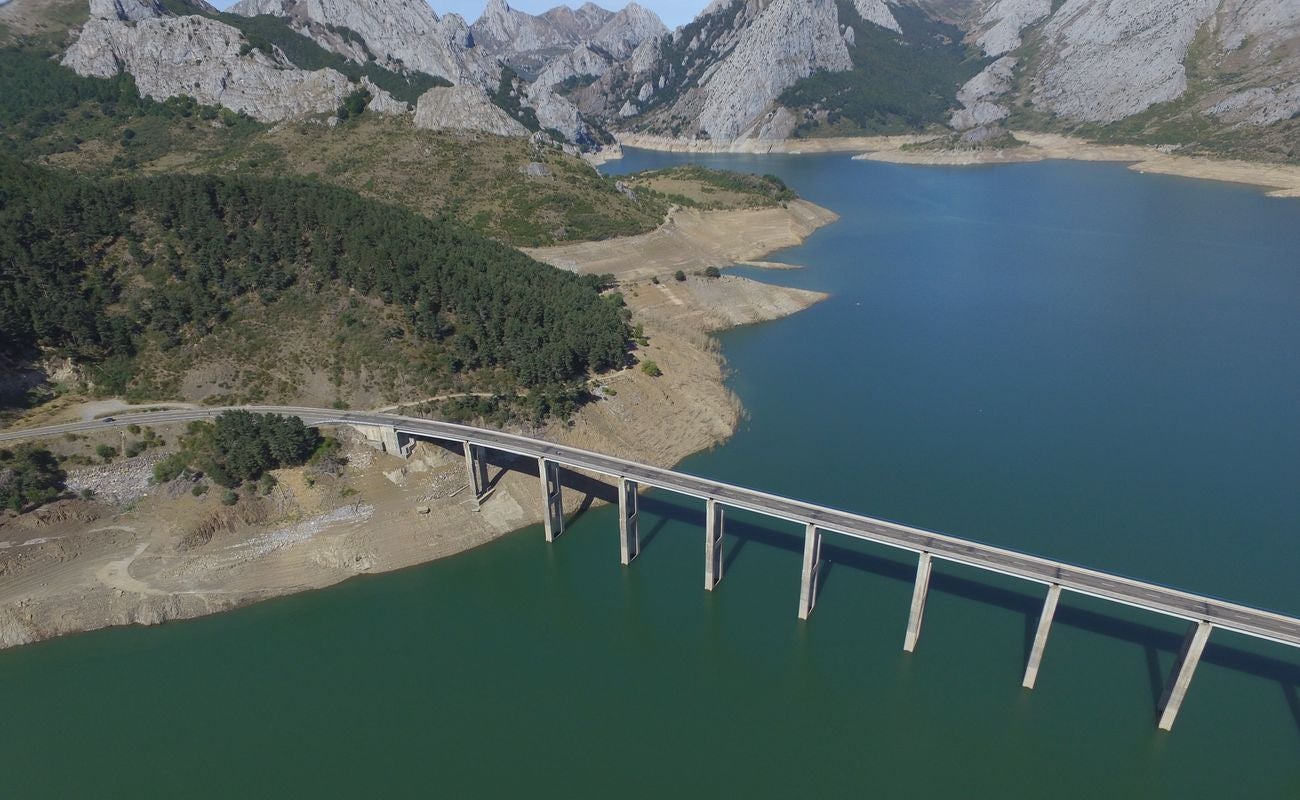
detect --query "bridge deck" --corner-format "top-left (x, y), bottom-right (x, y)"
top-left (4, 406), bottom-right (1299, 649)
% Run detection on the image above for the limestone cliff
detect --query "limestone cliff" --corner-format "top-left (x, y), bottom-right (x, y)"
top-left (229, 0), bottom-right (496, 86)
top-left (413, 84), bottom-right (528, 136)
top-left (63, 10), bottom-right (367, 122)
top-left (593, 0), bottom-right (900, 143)
top-left (953, 0), bottom-right (1300, 131)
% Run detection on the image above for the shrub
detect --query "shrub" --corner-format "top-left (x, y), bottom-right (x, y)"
top-left (704, 266), bottom-right (721, 278)
top-left (191, 483), bottom-right (209, 496)
top-left (674, 270), bottom-right (686, 282)
top-left (152, 452), bottom-right (190, 483)
top-left (0, 446), bottom-right (66, 512)
top-left (95, 444), bottom-right (119, 461)
top-left (641, 360), bottom-right (662, 377)
top-left (220, 489), bottom-right (239, 506)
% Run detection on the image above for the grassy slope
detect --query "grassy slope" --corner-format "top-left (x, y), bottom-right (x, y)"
top-left (622, 166), bottom-right (795, 210)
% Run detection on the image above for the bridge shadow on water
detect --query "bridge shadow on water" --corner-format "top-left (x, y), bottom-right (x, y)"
top-left (479, 460), bottom-right (1300, 733)
top-left (643, 492), bottom-right (1300, 731)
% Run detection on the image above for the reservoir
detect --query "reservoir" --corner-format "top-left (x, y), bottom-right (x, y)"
top-left (3, 153), bottom-right (1299, 797)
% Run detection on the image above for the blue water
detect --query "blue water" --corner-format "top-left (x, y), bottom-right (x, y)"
top-left (609, 152), bottom-right (1300, 613)
top-left (2, 153), bottom-right (1298, 798)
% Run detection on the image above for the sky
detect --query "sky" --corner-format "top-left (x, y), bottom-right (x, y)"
top-left (211, 0), bottom-right (708, 29)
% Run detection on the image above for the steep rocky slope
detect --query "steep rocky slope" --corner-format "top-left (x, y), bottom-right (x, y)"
top-left (579, 0), bottom-right (1298, 160)
top-left (229, 0), bottom-right (495, 86)
top-left (470, 0), bottom-right (664, 73)
top-left (63, 0), bottom-right (403, 122)
top-left (953, 0), bottom-right (1300, 151)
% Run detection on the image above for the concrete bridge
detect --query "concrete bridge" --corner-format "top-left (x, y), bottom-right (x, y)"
top-left (5, 405), bottom-right (1299, 731)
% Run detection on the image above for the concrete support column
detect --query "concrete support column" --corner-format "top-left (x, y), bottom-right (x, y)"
top-left (1158, 620), bottom-right (1213, 731)
top-left (379, 426), bottom-right (403, 457)
top-left (618, 478), bottom-right (639, 565)
top-left (538, 458), bottom-right (564, 543)
top-left (704, 498), bottom-right (725, 591)
top-left (797, 523), bottom-right (823, 620)
top-left (1022, 583), bottom-right (1062, 690)
top-left (463, 442), bottom-right (488, 502)
top-left (903, 552), bottom-right (933, 653)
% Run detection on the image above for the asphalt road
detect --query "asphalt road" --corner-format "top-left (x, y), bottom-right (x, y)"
top-left (5, 405), bottom-right (1298, 649)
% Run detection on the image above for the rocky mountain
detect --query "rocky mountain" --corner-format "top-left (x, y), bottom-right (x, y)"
top-left (949, 0), bottom-right (1300, 151)
top-left (63, 0), bottom-right (404, 122)
top-left (580, 0), bottom-right (929, 141)
top-left (49, 0), bottom-right (1300, 160)
top-left (229, 0), bottom-right (495, 86)
top-left (471, 0), bottom-right (666, 76)
top-left (565, 0), bottom-right (1298, 159)
top-left (55, 0), bottom-right (623, 144)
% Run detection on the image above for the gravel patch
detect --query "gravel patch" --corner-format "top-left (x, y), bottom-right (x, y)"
top-left (66, 452), bottom-right (166, 505)
top-left (228, 505), bottom-right (375, 559)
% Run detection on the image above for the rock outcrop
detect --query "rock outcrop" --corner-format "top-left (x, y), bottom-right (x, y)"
top-left (587, 2), bottom-right (668, 59)
top-left (64, 13), bottom-right (361, 122)
top-left (471, 0), bottom-right (665, 74)
top-left (597, 0), bottom-right (875, 143)
top-left (973, 0), bottom-right (1049, 57)
top-left (413, 84), bottom-right (528, 136)
top-left (951, 56), bottom-right (1016, 130)
top-left (964, 0), bottom-right (1300, 127)
top-left (229, 0), bottom-right (496, 86)
top-left (1033, 0), bottom-right (1220, 122)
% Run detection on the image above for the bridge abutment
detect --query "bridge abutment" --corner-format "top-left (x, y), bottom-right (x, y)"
top-left (539, 458), bottom-right (564, 542)
top-left (1158, 620), bottom-right (1213, 731)
top-left (705, 498), bottom-right (725, 591)
top-left (798, 523), bottom-right (822, 620)
top-left (1022, 583), bottom-right (1062, 689)
top-left (619, 478), bottom-right (639, 565)
top-left (463, 442), bottom-right (489, 508)
top-left (903, 552), bottom-right (933, 653)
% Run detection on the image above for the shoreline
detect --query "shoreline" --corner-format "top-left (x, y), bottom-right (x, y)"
top-left (612, 132), bottom-right (927, 156)
top-left (0, 200), bottom-right (839, 651)
top-left (611, 130), bottom-right (1300, 197)
top-left (857, 132), bottom-right (1300, 197)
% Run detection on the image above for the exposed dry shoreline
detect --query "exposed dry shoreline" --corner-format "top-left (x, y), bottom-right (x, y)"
top-left (860, 132), bottom-right (1300, 197)
top-left (0, 199), bottom-right (837, 650)
top-left (614, 131), bottom-right (1300, 198)
top-left (525, 199), bottom-right (838, 279)
top-left (614, 132), bottom-right (926, 155)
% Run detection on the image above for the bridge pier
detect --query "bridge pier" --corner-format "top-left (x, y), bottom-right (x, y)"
top-left (1158, 620), bottom-right (1213, 731)
top-left (463, 442), bottom-right (489, 507)
top-left (705, 498), bottom-right (725, 591)
top-left (619, 478), bottom-right (639, 565)
top-left (903, 552), bottom-right (933, 653)
top-left (538, 458), bottom-right (564, 542)
top-left (1022, 583), bottom-right (1062, 689)
top-left (797, 523), bottom-right (822, 620)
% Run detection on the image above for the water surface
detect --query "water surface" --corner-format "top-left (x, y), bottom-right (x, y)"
top-left (3, 153), bottom-right (1298, 797)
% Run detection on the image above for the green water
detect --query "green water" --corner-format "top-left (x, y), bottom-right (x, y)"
top-left (3, 154), bottom-right (1299, 797)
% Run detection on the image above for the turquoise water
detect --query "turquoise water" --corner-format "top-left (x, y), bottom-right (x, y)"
top-left (2, 153), bottom-right (1298, 797)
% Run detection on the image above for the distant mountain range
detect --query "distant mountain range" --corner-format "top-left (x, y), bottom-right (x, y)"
top-left (15, 0), bottom-right (1300, 159)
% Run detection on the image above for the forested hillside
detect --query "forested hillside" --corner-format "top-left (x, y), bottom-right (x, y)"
top-left (0, 45), bottom-right (668, 247)
top-left (0, 158), bottom-right (629, 409)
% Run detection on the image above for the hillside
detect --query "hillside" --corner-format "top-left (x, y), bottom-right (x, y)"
top-left (0, 42), bottom-right (676, 246)
top-left (0, 158), bottom-right (630, 413)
